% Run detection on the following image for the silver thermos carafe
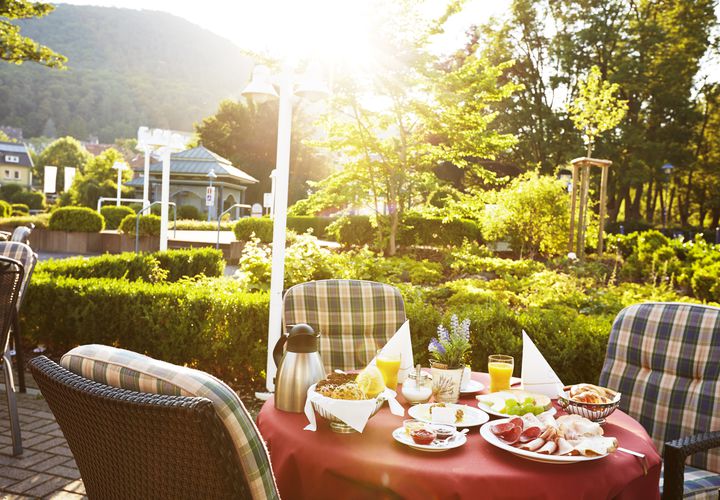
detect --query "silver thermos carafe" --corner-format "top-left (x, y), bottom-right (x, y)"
top-left (273, 324), bottom-right (326, 412)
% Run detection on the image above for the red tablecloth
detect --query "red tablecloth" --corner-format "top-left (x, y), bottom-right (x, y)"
top-left (257, 373), bottom-right (662, 500)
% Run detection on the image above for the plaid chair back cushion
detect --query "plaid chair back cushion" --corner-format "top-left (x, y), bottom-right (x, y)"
top-left (0, 241), bottom-right (36, 310)
top-left (283, 280), bottom-right (407, 372)
top-left (599, 302), bottom-right (720, 473)
top-left (61, 345), bottom-right (279, 500)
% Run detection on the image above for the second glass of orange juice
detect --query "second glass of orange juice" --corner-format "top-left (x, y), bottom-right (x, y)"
top-left (488, 354), bottom-right (514, 392)
top-left (376, 350), bottom-right (401, 390)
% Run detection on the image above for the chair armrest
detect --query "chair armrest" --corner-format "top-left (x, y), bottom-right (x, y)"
top-left (662, 431), bottom-right (720, 500)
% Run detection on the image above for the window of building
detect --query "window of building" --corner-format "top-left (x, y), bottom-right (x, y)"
top-left (14, 170), bottom-right (19, 179)
top-left (4, 155), bottom-right (19, 164)
top-left (4, 170), bottom-right (10, 179)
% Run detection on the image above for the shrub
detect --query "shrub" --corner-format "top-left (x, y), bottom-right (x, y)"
top-left (21, 275), bottom-right (270, 386)
top-left (0, 200), bottom-right (11, 218)
top-left (11, 203), bottom-right (29, 215)
top-left (234, 217), bottom-right (273, 243)
top-left (155, 248), bottom-right (225, 281)
top-left (49, 207), bottom-right (105, 232)
top-left (101, 205), bottom-right (135, 230)
top-left (11, 190), bottom-right (46, 210)
top-left (177, 205), bottom-right (203, 220)
top-left (691, 262), bottom-right (720, 302)
top-left (0, 183), bottom-right (23, 201)
top-left (119, 214), bottom-right (161, 236)
top-left (287, 216), bottom-right (333, 238)
top-left (398, 215), bottom-right (482, 247)
top-left (36, 248), bottom-right (225, 283)
top-left (0, 213), bottom-right (50, 230)
top-left (171, 219), bottom-right (234, 231)
top-left (327, 215), bottom-right (377, 246)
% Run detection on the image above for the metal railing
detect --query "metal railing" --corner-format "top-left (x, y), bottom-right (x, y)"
top-left (135, 201), bottom-right (176, 253)
top-left (216, 204), bottom-right (251, 249)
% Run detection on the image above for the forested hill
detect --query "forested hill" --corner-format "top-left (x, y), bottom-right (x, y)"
top-left (0, 4), bottom-right (253, 142)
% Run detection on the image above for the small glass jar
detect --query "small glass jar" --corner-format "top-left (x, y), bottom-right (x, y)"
top-left (402, 371), bottom-right (432, 405)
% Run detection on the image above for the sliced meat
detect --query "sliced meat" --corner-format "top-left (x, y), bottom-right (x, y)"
top-left (520, 413), bottom-right (543, 429)
top-left (518, 426), bottom-right (541, 443)
top-left (539, 427), bottom-right (557, 441)
top-left (491, 422), bottom-right (517, 436)
top-left (536, 440), bottom-right (558, 455)
top-left (498, 425), bottom-right (522, 444)
top-left (508, 417), bottom-right (524, 430)
top-left (518, 438), bottom-right (546, 451)
top-left (555, 438), bottom-right (574, 456)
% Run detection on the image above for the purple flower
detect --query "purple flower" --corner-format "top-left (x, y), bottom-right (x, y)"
top-left (437, 324), bottom-right (450, 343)
top-left (428, 338), bottom-right (446, 355)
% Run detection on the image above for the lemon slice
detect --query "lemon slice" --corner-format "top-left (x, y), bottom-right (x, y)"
top-left (356, 366), bottom-right (386, 398)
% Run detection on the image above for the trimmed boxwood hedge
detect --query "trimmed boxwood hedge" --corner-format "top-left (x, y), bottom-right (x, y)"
top-left (49, 207), bottom-right (105, 232)
top-left (0, 200), bottom-right (11, 218)
top-left (11, 203), bottom-right (29, 215)
top-left (234, 217), bottom-right (273, 242)
top-left (119, 213), bottom-right (161, 236)
top-left (0, 214), bottom-right (50, 230)
top-left (101, 205), bottom-right (135, 230)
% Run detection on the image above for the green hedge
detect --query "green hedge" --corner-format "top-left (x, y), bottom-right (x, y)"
top-left (0, 200), bottom-right (11, 218)
top-left (119, 214), bottom-right (161, 236)
top-left (49, 207), bottom-right (105, 232)
top-left (177, 205), bottom-right (203, 220)
top-left (11, 190), bottom-right (45, 210)
top-left (0, 214), bottom-right (50, 230)
top-left (101, 205), bottom-right (135, 230)
top-left (398, 216), bottom-right (482, 247)
top-left (36, 248), bottom-right (225, 283)
top-left (11, 203), bottom-right (29, 215)
top-left (171, 219), bottom-right (234, 231)
top-left (328, 215), bottom-right (376, 246)
top-left (287, 216), bottom-right (333, 239)
top-left (234, 217), bottom-right (274, 242)
top-left (21, 276), bottom-right (269, 385)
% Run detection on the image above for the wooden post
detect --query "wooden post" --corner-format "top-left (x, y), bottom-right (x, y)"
top-left (569, 164), bottom-right (579, 253)
top-left (597, 164), bottom-right (609, 256)
top-left (577, 165), bottom-right (590, 258)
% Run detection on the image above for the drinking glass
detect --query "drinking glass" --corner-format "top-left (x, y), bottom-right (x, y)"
top-left (488, 354), bottom-right (514, 392)
top-left (376, 350), bottom-right (401, 390)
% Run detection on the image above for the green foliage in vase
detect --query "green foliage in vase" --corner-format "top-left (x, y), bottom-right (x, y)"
top-left (428, 314), bottom-right (472, 369)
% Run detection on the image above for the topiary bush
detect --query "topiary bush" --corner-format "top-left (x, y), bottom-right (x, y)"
top-left (398, 215), bottom-right (482, 247)
top-left (0, 213), bottom-right (50, 230)
top-left (0, 200), bottom-right (11, 218)
top-left (234, 217), bottom-right (273, 243)
top-left (119, 214), bottom-right (161, 236)
top-left (49, 206), bottom-right (105, 232)
top-left (327, 215), bottom-right (377, 246)
top-left (101, 205), bottom-right (135, 230)
top-left (177, 204), bottom-right (203, 220)
top-left (287, 216), bottom-right (333, 239)
top-left (11, 203), bottom-right (29, 215)
top-left (11, 190), bottom-right (46, 210)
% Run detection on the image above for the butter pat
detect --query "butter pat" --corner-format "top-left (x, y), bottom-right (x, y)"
top-left (431, 406), bottom-right (456, 425)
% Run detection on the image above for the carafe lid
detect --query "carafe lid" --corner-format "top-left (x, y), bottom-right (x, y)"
top-left (286, 324), bottom-right (319, 353)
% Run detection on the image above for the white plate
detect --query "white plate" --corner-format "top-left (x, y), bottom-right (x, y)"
top-left (408, 403), bottom-right (489, 428)
top-left (392, 426), bottom-right (467, 452)
top-left (479, 419), bottom-right (608, 464)
top-left (476, 390), bottom-right (556, 418)
top-left (460, 380), bottom-right (485, 394)
top-left (477, 401), bottom-right (557, 419)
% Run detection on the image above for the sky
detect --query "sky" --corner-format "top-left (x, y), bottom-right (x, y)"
top-left (58, 0), bottom-right (513, 62)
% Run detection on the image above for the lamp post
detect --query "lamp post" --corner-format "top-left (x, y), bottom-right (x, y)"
top-left (242, 64), bottom-right (328, 393)
top-left (137, 127), bottom-right (189, 250)
top-left (207, 168), bottom-right (217, 221)
top-left (661, 163), bottom-right (674, 230)
top-left (112, 161), bottom-right (128, 206)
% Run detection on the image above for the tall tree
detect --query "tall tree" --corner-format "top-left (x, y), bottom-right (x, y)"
top-left (37, 136), bottom-right (91, 191)
top-left (0, 0), bottom-right (65, 67)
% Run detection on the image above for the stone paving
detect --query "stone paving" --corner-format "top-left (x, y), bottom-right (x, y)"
top-left (0, 369), bottom-right (85, 499)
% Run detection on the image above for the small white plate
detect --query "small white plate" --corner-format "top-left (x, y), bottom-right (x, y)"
top-left (408, 403), bottom-right (489, 428)
top-left (479, 419), bottom-right (608, 464)
top-left (392, 426), bottom-right (467, 452)
top-left (460, 380), bottom-right (485, 394)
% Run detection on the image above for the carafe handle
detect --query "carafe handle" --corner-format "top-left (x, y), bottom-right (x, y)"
top-left (272, 333), bottom-right (287, 370)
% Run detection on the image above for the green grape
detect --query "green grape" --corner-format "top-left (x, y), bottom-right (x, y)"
top-left (505, 399), bottom-right (518, 408)
top-left (532, 405), bottom-right (545, 415)
top-left (523, 397), bottom-right (534, 405)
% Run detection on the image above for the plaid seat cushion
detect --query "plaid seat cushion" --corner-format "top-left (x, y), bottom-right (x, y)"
top-left (283, 279), bottom-right (407, 372)
top-left (660, 465), bottom-right (720, 499)
top-left (599, 302), bottom-right (720, 474)
top-left (0, 241), bottom-right (36, 309)
top-left (61, 345), bottom-right (279, 500)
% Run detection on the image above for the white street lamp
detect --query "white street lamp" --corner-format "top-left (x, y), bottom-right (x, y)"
top-left (207, 168), bottom-right (217, 221)
top-left (137, 127), bottom-right (189, 250)
top-left (112, 161), bottom-right (128, 206)
top-left (242, 64), bottom-right (328, 393)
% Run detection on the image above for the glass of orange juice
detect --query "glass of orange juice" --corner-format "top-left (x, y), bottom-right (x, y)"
top-left (488, 354), bottom-right (514, 392)
top-left (376, 350), bottom-right (401, 390)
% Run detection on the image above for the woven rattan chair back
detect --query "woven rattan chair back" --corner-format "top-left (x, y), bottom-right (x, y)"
top-left (0, 241), bottom-right (37, 311)
top-left (283, 279), bottom-right (407, 372)
top-left (0, 256), bottom-right (23, 351)
top-left (29, 356), bottom-right (251, 500)
top-left (599, 302), bottom-right (720, 474)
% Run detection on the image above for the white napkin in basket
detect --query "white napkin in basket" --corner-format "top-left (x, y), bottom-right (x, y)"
top-left (304, 387), bottom-right (404, 433)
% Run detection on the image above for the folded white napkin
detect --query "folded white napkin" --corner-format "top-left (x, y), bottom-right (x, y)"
top-left (367, 320), bottom-right (414, 383)
top-left (304, 387), bottom-right (404, 433)
top-left (521, 330), bottom-right (564, 398)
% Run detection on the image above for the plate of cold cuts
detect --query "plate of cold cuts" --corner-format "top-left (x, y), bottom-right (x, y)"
top-left (479, 413), bottom-right (619, 464)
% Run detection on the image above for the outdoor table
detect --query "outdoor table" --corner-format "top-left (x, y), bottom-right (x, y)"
top-left (256, 372), bottom-right (662, 500)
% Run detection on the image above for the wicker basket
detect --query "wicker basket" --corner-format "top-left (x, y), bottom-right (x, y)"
top-left (309, 385), bottom-right (386, 433)
top-left (557, 391), bottom-right (621, 424)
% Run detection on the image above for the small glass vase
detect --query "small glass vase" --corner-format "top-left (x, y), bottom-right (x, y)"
top-left (430, 361), bottom-right (463, 404)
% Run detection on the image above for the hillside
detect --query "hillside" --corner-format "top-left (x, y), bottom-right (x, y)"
top-left (0, 5), bottom-right (253, 142)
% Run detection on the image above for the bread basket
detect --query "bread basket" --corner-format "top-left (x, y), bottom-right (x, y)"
top-left (308, 383), bottom-right (387, 433)
top-left (557, 389), bottom-right (621, 423)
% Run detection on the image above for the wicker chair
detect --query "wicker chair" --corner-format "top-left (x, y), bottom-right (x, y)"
top-left (599, 302), bottom-right (720, 500)
top-left (0, 256), bottom-right (24, 456)
top-left (0, 241), bottom-right (37, 393)
top-left (283, 279), bottom-right (407, 372)
top-left (29, 356), bottom-right (252, 499)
